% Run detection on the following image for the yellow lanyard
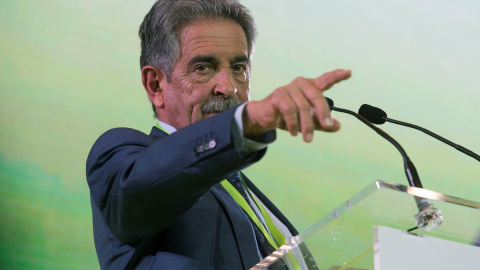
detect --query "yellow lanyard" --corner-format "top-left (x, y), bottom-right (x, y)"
top-left (220, 179), bottom-right (283, 249)
top-left (221, 178), bottom-right (301, 270)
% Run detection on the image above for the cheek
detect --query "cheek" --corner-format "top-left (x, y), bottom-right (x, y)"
top-left (239, 88), bottom-right (250, 102)
top-left (235, 79), bottom-right (250, 102)
top-left (167, 79), bottom-right (195, 106)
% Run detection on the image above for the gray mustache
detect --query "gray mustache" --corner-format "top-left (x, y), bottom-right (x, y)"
top-left (201, 96), bottom-right (243, 114)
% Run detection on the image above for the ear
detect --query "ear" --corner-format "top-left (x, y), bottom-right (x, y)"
top-left (141, 65), bottom-right (168, 110)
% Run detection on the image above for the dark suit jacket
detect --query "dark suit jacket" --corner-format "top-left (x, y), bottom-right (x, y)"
top-left (86, 107), bottom-right (298, 269)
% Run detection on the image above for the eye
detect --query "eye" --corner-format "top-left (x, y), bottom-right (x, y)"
top-left (194, 64), bottom-right (212, 73)
top-left (232, 64), bottom-right (247, 73)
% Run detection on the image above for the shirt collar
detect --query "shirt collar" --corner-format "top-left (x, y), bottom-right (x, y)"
top-left (157, 120), bottom-right (177, 134)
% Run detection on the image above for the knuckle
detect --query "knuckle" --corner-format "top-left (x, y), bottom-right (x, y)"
top-left (298, 104), bottom-right (311, 112)
top-left (293, 76), bottom-right (306, 83)
top-left (316, 74), bottom-right (333, 85)
top-left (273, 87), bottom-right (287, 97)
top-left (302, 119), bottom-right (314, 128)
top-left (279, 103), bottom-right (296, 115)
top-left (316, 82), bottom-right (328, 89)
top-left (304, 126), bottom-right (314, 133)
top-left (310, 91), bottom-right (324, 98)
top-left (285, 106), bottom-right (297, 115)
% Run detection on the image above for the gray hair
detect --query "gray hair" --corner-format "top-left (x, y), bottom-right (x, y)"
top-left (139, 0), bottom-right (257, 81)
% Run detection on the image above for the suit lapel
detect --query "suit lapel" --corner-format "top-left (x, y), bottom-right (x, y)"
top-left (210, 184), bottom-right (261, 269)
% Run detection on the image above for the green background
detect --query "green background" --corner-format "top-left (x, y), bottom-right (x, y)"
top-left (1, 1), bottom-right (479, 268)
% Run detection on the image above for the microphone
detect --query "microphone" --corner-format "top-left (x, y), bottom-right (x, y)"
top-left (358, 104), bottom-right (480, 162)
top-left (325, 97), bottom-right (443, 231)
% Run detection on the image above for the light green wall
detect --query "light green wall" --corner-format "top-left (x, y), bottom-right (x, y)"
top-left (1, 1), bottom-right (479, 268)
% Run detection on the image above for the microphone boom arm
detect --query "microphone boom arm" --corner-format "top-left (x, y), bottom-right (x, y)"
top-left (384, 117), bottom-right (480, 162)
top-left (327, 99), bottom-right (443, 231)
top-left (331, 106), bottom-right (423, 188)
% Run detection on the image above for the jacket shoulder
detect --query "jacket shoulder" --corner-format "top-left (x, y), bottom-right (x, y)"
top-left (86, 128), bottom-right (153, 173)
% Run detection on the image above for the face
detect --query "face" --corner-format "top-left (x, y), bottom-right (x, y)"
top-left (158, 19), bottom-right (251, 130)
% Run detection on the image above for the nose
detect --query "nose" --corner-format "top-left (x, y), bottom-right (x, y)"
top-left (213, 69), bottom-right (237, 97)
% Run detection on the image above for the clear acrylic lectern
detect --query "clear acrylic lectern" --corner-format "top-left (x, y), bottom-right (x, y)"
top-left (252, 180), bottom-right (480, 270)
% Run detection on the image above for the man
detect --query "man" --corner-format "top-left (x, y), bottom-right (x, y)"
top-left (86, 0), bottom-right (351, 269)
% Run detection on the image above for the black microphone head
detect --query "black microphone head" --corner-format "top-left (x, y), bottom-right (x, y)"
top-left (358, 104), bottom-right (387, 124)
top-left (325, 97), bottom-right (334, 109)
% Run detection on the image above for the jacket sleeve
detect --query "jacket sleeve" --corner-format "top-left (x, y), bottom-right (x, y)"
top-left (86, 108), bottom-right (268, 243)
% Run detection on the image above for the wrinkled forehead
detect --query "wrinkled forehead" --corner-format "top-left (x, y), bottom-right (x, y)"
top-left (178, 18), bottom-right (249, 61)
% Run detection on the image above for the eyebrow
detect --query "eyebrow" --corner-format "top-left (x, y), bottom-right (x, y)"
top-left (187, 55), bottom-right (250, 68)
top-left (231, 55), bottom-right (249, 64)
top-left (187, 55), bottom-right (218, 68)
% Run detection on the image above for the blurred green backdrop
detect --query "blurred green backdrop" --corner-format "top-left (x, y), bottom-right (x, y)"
top-left (1, 0), bottom-right (479, 269)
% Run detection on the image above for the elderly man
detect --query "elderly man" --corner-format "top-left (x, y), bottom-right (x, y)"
top-left (86, 0), bottom-right (351, 269)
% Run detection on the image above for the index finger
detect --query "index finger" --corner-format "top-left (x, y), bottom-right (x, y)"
top-left (311, 69), bottom-right (352, 91)
top-left (306, 69), bottom-right (351, 130)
